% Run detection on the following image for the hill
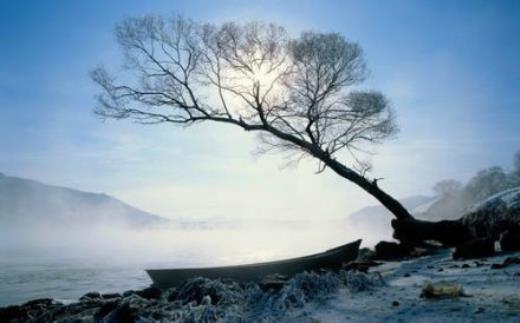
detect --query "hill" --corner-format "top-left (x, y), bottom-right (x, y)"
top-left (345, 195), bottom-right (436, 244)
top-left (0, 172), bottom-right (168, 227)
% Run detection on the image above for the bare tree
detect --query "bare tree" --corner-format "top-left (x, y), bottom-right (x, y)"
top-left (91, 15), bottom-right (413, 221)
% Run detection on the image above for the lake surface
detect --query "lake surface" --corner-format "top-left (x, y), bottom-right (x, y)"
top-left (0, 256), bottom-right (152, 306)
top-left (0, 222), bottom-right (376, 306)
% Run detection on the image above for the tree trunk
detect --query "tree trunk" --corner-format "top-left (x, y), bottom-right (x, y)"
top-left (320, 155), bottom-right (474, 247)
top-left (391, 218), bottom-right (473, 247)
top-left (322, 156), bottom-right (414, 221)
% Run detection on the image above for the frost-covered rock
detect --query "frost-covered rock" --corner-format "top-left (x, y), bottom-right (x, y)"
top-left (239, 270), bottom-right (384, 322)
top-left (462, 187), bottom-right (520, 238)
top-left (168, 277), bottom-right (243, 306)
top-left (1, 270), bottom-right (384, 323)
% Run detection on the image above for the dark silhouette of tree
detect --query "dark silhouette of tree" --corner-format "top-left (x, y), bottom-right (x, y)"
top-left (91, 15), bottom-right (412, 221)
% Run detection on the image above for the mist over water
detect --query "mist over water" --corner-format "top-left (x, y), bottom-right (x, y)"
top-left (0, 221), bottom-right (373, 306)
top-left (0, 171), bottom-right (388, 307)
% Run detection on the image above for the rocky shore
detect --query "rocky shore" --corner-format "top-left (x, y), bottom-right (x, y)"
top-left (2, 249), bottom-right (519, 322)
top-left (0, 269), bottom-right (384, 322)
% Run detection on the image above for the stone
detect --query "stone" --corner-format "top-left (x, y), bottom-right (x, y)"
top-left (448, 264), bottom-right (459, 269)
top-left (22, 298), bottom-right (54, 307)
top-left (0, 298), bottom-right (65, 323)
top-left (420, 281), bottom-right (467, 299)
top-left (342, 260), bottom-right (381, 273)
top-left (80, 291), bottom-right (101, 301)
top-left (462, 187), bottom-right (520, 239)
top-left (102, 293), bottom-right (122, 299)
top-left (104, 302), bottom-right (135, 322)
top-left (474, 261), bottom-right (487, 267)
top-left (136, 286), bottom-right (162, 300)
top-left (500, 227), bottom-right (520, 252)
top-left (373, 241), bottom-right (410, 260)
top-left (169, 277), bottom-right (243, 306)
top-left (491, 257), bottom-right (520, 270)
top-left (122, 290), bottom-right (136, 297)
top-left (260, 274), bottom-right (288, 292)
top-left (94, 300), bottom-right (119, 320)
top-left (0, 305), bottom-right (25, 322)
top-left (491, 263), bottom-right (507, 269)
top-left (356, 248), bottom-right (376, 261)
top-left (453, 238), bottom-right (495, 259)
top-left (410, 247), bottom-right (435, 258)
top-left (201, 295), bottom-right (212, 305)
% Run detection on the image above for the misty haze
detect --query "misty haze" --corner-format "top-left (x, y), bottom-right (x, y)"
top-left (1, 1), bottom-right (520, 322)
top-left (0, 172), bottom-right (365, 305)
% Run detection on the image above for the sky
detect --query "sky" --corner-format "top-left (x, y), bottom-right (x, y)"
top-left (1, 0), bottom-right (519, 221)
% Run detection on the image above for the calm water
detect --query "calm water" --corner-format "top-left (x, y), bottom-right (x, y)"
top-left (0, 256), bottom-right (153, 306)
top-left (0, 223), bottom-right (371, 307)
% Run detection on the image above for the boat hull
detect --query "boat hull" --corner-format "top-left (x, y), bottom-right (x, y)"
top-left (146, 239), bottom-right (361, 289)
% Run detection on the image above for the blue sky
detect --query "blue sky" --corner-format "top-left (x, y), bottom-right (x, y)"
top-left (1, 0), bottom-right (519, 220)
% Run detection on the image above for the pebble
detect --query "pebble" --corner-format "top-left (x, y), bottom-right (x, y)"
top-left (81, 291), bottom-right (101, 299)
top-left (102, 293), bottom-right (122, 299)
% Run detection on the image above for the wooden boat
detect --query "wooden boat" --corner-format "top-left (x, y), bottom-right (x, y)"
top-left (146, 239), bottom-right (361, 289)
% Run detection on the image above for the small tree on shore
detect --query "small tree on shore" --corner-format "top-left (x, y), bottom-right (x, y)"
top-left (91, 15), bottom-right (413, 221)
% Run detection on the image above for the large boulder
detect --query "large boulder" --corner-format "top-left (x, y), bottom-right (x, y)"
top-left (373, 241), bottom-right (411, 260)
top-left (453, 238), bottom-right (495, 259)
top-left (135, 286), bottom-right (162, 300)
top-left (500, 226), bottom-right (520, 252)
top-left (462, 187), bottom-right (520, 239)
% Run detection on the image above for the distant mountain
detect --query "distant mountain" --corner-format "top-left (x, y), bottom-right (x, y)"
top-left (345, 195), bottom-right (436, 243)
top-left (347, 195), bottom-right (435, 222)
top-left (413, 194), bottom-right (469, 221)
top-left (0, 172), bottom-right (168, 227)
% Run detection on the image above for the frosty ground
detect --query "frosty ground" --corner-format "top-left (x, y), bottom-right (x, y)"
top-left (307, 249), bottom-right (520, 323)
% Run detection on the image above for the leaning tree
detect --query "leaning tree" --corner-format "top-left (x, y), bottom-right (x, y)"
top-left (92, 16), bottom-right (470, 246)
